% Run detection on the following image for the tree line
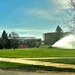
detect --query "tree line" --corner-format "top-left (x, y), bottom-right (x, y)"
top-left (0, 30), bottom-right (19, 49)
top-left (0, 30), bottom-right (40, 49)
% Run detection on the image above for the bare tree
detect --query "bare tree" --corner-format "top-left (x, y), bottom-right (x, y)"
top-left (63, 0), bottom-right (75, 33)
top-left (10, 32), bottom-right (19, 50)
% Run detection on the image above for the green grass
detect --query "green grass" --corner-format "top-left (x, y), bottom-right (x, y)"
top-left (0, 48), bottom-right (75, 72)
top-left (0, 61), bottom-right (75, 72)
top-left (0, 48), bottom-right (75, 58)
top-left (30, 59), bottom-right (75, 65)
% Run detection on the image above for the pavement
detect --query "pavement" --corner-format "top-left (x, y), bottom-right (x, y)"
top-left (0, 57), bottom-right (75, 69)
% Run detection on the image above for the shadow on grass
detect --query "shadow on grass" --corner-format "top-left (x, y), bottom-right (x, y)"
top-left (0, 61), bottom-right (75, 72)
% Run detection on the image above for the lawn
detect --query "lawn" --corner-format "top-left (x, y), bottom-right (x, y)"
top-left (0, 48), bottom-right (75, 72)
top-left (0, 61), bottom-right (75, 72)
top-left (30, 59), bottom-right (75, 65)
top-left (0, 48), bottom-right (75, 58)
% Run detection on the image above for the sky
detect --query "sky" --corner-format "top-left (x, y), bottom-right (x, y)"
top-left (0, 0), bottom-right (71, 40)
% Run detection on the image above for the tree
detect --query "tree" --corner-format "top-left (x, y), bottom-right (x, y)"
top-left (1, 30), bottom-right (8, 48)
top-left (55, 26), bottom-right (63, 42)
top-left (10, 32), bottom-right (19, 49)
top-left (56, 25), bottom-right (63, 33)
top-left (63, 0), bottom-right (75, 33)
top-left (5, 39), bottom-right (12, 49)
top-left (0, 38), bottom-right (3, 49)
top-left (10, 32), bottom-right (19, 38)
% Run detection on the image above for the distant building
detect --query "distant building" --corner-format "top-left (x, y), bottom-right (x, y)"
top-left (9, 35), bottom-right (41, 48)
top-left (44, 26), bottom-right (71, 45)
top-left (8, 32), bottom-right (41, 48)
top-left (18, 38), bottom-right (41, 48)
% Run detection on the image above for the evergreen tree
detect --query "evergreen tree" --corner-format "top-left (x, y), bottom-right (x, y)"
top-left (55, 26), bottom-right (63, 41)
top-left (56, 25), bottom-right (63, 33)
top-left (2, 30), bottom-right (8, 48)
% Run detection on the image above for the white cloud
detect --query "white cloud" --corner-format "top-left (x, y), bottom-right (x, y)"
top-left (0, 28), bottom-right (49, 33)
top-left (28, 9), bottom-right (60, 20)
top-left (50, 0), bottom-right (70, 9)
top-left (14, 28), bottom-right (49, 33)
top-left (19, 34), bottom-right (31, 37)
top-left (0, 28), bottom-right (46, 40)
top-left (12, 28), bottom-right (50, 39)
top-left (32, 10), bottom-right (52, 20)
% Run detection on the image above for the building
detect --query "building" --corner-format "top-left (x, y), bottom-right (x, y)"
top-left (44, 26), bottom-right (71, 45)
top-left (44, 32), bottom-right (64, 45)
top-left (8, 32), bottom-right (41, 48)
top-left (9, 36), bottom-right (41, 48)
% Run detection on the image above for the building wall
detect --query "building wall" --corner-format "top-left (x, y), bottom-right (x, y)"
top-left (44, 32), bottom-right (65, 45)
top-left (9, 37), bottom-right (41, 48)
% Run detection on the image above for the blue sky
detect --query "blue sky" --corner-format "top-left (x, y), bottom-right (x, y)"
top-left (0, 0), bottom-right (70, 39)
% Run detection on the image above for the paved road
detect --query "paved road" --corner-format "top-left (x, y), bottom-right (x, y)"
top-left (0, 57), bottom-right (75, 69)
top-left (0, 70), bottom-right (75, 75)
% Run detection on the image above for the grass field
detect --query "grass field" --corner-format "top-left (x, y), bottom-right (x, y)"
top-left (30, 59), bottom-right (75, 65)
top-left (0, 61), bottom-right (75, 72)
top-left (0, 48), bottom-right (75, 58)
top-left (0, 48), bottom-right (75, 72)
